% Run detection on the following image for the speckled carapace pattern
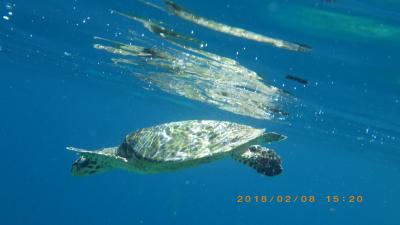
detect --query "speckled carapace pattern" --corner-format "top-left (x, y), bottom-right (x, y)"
top-left (123, 120), bottom-right (264, 162)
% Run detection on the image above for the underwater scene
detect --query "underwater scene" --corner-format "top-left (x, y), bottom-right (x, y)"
top-left (1, 0), bottom-right (399, 224)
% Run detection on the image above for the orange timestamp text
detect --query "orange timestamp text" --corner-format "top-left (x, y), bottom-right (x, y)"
top-left (236, 195), bottom-right (363, 204)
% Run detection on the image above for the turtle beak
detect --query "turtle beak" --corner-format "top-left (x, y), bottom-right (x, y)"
top-left (71, 162), bottom-right (79, 175)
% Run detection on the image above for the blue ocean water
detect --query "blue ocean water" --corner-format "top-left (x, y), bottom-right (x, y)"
top-left (1, 0), bottom-right (399, 224)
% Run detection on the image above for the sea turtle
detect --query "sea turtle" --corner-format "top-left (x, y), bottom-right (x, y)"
top-left (68, 120), bottom-right (286, 176)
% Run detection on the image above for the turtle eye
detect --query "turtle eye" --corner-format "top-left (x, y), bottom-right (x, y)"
top-left (74, 157), bottom-right (90, 168)
top-left (249, 145), bottom-right (260, 152)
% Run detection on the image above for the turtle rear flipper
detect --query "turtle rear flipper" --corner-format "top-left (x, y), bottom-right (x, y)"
top-left (233, 145), bottom-right (283, 176)
top-left (67, 147), bottom-right (124, 176)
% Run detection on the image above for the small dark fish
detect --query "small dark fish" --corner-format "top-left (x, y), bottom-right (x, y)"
top-left (285, 75), bottom-right (308, 85)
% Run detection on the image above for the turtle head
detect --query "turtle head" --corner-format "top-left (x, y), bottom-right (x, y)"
top-left (68, 147), bottom-right (115, 176)
top-left (71, 156), bottom-right (104, 176)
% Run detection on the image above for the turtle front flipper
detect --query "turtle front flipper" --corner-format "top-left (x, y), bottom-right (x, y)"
top-left (233, 145), bottom-right (283, 176)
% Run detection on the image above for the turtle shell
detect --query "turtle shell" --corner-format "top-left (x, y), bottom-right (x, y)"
top-left (122, 120), bottom-right (264, 162)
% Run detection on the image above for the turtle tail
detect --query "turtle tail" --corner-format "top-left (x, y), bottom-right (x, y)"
top-left (67, 147), bottom-right (121, 176)
top-left (233, 145), bottom-right (283, 176)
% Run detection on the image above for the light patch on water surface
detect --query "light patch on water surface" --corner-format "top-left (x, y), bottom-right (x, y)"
top-left (135, 0), bottom-right (311, 52)
top-left (265, 4), bottom-right (400, 41)
top-left (92, 2), bottom-right (297, 120)
top-left (94, 35), bottom-right (289, 120)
